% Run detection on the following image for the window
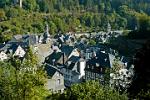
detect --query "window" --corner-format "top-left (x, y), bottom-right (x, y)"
top-left (57, 79), bottom-right (61, 85)
top-left (100, 68), bottom-right (103, 72)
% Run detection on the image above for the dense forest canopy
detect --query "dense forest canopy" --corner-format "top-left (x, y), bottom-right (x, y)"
top-left (0, 0), bottom-right (150, 14)
top-left (0, 0), bottom-right (150, 43)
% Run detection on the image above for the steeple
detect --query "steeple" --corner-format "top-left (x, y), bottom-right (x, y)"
top-left (43, 24), bottom-right (50, 43)
top-left (19, 0), bottom-right (22, 8)
top-left (46, 24), bottom-right (50, 37)
top-left (107, 22), bottom-right (111, 32)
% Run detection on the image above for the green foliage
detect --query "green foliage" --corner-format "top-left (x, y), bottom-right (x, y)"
top-left (111, 59), bottom-right (122, 74)
top-left (88, 39), bottom-right (96, 46)
top-left (0, 0), bottom-right (149, 40)
top-left (49, 21), bottom-right (57, 34)
top-left (48, 81), bottom-right (128, 100)
top-left (128, 40), bottom-right (150, 99)
top-left (6, 7), bottom-right (19, 18)
top-left (137, 14), bottom-right (150, 31)
top-left (0, 49), bottom-right (50, 99)
top-left (23, 0), bottom-right (38, 11)
top-left (0, 9), bottom-right (6, 21)
top-left (24, 47), bottom-right (38, 67)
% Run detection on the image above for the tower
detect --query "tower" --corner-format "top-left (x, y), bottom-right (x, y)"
top-left (43, 24), bottom-right (50, 43)
top-left (107, 22), bottom-right (111, 32)
top-left (20, 0), bottom-right (22, 8)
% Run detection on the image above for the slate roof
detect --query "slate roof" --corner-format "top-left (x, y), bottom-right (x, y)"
top-left (75, 43), bottom-right (86, 50)
top-left (11, 34), bottom-right (38, 46)
top-left (66, 62), bottom-right (80, 75)
top-left (68, 63), bottom-right (76, 70)
top-left (60, 45), bottom-right (74, 57)
top-left (45, 51), bottom-right (63, 65)
top-left (0, 44), bottom-right (5, 51)
top-left (65, 56), bottom-right (81, 73)
top-left (8, 44), bottom-right (19, 54)
top-left (0, 42), bottom-right (27, 54)
top-left (97, 52), bottom-right (111, 67)
top-left (85, 52), bottom-right (115, 73)
top-left (45, 64), bottom-right (62, 77)
top-left (68, 56), bottom-right (80, 63)
top-left (121, 56), bottom-right (130, 63)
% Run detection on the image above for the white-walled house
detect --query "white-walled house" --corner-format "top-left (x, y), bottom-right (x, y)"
top-left (60, 56), bottom-right (86, 86)
top-left (45, 64), bottom-right (65, 93)
top-left (84, 52), bottom-right (115, 83)
top-left (0, 51), bottom-right (8, 61)
top-left (13, 45), bottom-right (26, 58)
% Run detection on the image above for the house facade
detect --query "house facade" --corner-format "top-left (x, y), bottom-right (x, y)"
top-left (61, 56), bottom-right (86, 86)
top-left (45, 64), bottom-right (65, 93)
top-left (0, 51), bottom-right (8, 61)
top-left (13, 45), bottom-right (26, 57)
top-left (84, 51), bottom-right (115, 83)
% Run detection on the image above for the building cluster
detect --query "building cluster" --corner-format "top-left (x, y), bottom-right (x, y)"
top-left (0, 24), bottom-right (51, 61)
top-left (0, 25), bottom-right (134, 93)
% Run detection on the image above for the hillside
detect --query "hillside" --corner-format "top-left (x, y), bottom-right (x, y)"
top-left (0, 0), bottom-right (150, 43)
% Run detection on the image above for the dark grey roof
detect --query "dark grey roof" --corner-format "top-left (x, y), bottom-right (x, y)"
top-left (45, 65), bottom-right (62, 77)
top-left (45, 51), bottom-right (63, 65)
top-left (85, 46), bottom-right (100, 53)
top-left (97, 52), bottom-right (111, 67)
top-left (68, 63), bottom-right (75, 70)
top-left (64, 35), bottom-right (70, 41)
top-left (65, 56), bottom-right (81, 73)
top-left (0, 42), bottom-right (27, 54)
top-left (85, 52), bottom-right (115, 73)
top-left (11, 34), bottom-right (38, 46)
top-left (75, 43), bottom-right (86, 50)
top-left (0, 44), bottom-right (5, 51)
top-left (8, 44), bottom-right (19, 54)
top-left (60, 45), bottom-right (74, 57)
top-left (121, 56), bottom-right (130, 63)
top-left (68, 56), bottom-right (80, 63)
top-left (67, 63), bottom-right (80, 74)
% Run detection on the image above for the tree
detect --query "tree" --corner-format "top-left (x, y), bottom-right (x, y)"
top-left (23, 0), bottom-right (37, 11)
top-left (0, 48), bottom-right (49, 99)
top-left (128, 40), bottom-right (150, 99)
top-left (0, 62), bottom-right (16, 99)
top-left (49, 21), bottom-right (57, 35)
top-left (6, 7), bottom-right (19, 18)
top-left (88, 39), bottom-right (96, 46)
top-left (0, 0), bottom-right (11, 8)
top-left (137, 14), bottom-right (150, 31)
top-left (110, 59), bottom-right (134, 92)
top-left (38, 0), bottom-right (49, 13)
top-left (48, 81), bottom-right (128, 100)
top-left (0, 9), bottom-right (6, 21)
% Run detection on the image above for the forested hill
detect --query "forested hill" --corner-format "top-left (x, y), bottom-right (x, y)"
top-left (1, 0), bottom-right (150, 14)
top-left (0, 0), bottom-right (150, 43)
